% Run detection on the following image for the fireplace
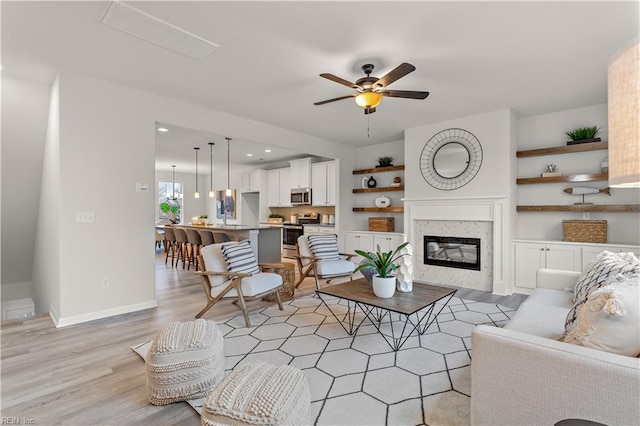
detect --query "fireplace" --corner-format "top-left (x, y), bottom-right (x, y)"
top-left (424, 236), bottom-right (481, 271)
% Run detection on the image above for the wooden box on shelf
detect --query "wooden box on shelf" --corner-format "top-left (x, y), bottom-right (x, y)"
top-left (368, 217), bottom-right (394, 232)
top-left (562, 220), bottom-right (607, 243)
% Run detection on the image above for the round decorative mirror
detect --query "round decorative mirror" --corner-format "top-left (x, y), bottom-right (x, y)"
top-left (433, 142), bottom-right (470, 178)
top-left (420, 128), bottom-right (483, 190)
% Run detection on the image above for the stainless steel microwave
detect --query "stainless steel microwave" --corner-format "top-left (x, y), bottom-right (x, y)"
top-left (291, 187), bottom-right (312, 205)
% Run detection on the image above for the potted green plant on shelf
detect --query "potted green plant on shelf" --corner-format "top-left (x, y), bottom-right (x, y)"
top-left (377, 156), bottom-right (394, 167)
top-left (354, 242), bottom-right (409, 298)
top-left (565, 126), bottom-right (601, 145)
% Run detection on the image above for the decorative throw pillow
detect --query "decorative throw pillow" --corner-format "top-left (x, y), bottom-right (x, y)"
top-left (573, 251), bottom-right (640, 304)
top-left (565, 251), bottom-right (640, 331)
top-left (562, 277), bottom-right (639, 357)
top-left (221, 240), bottom-right (260, 275)
top-left (307, 234), bottom-right (340, 261)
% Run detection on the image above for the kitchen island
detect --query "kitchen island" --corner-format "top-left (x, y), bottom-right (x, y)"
top-left (174, 224), bottom-right (282, 263)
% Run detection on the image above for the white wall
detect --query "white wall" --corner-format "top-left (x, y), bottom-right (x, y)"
top-left (1, 76), bottom-right (50, 300)
top-left (27, 70), bottom-right (356, 325)
top-left (517, 104), bottom-right (640, 244)
top-left (353, 140), bottom-right (405, 232)
top-left (405, 109), bottom-right (515, 201)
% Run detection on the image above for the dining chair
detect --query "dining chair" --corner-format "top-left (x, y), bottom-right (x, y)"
top-left (173, 228), bottom-right (189, 269)
top-left (185, 228), bottom-right (203, 270)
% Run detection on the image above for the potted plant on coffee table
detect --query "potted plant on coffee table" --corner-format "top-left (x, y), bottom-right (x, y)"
top-left (354, 242), bottom-right (409, 298)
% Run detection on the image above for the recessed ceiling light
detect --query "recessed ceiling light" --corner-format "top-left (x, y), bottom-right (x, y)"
top-left (157, 127), bottom-right (169, 132)
top-left (247, 153), bottom-right (253, 157)
top-left (264, 149), bottom-right (272, 153)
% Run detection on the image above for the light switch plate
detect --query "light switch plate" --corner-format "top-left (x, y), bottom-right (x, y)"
top-left (136, 183), bottom-right (149, 192)
top-left (76, 212), bottom-right (95, 223)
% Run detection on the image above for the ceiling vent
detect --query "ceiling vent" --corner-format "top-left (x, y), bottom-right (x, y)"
top-left (100, 1), bottom-right (220, 60)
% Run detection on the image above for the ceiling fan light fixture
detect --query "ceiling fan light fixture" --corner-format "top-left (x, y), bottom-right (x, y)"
top-left (355, 91), bottom-right (383, 109)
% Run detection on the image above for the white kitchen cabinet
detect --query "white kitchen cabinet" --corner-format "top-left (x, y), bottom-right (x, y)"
top-left (267, 168), bottom-right (291, 207)
top-left (304, 226), bottom-right (335, 236)
top-left (241, 170), bottom-right (264, 193)
top-left (311, 161), bottom-right (337, 206)
top-left (289, 158), bottom-right (311, 189)
top-left (581, 244), bottom-right (640, 270)
top-left (514, 241), bottom-right (582, 290)
top-left (373, 233), bottom-right (406, 253)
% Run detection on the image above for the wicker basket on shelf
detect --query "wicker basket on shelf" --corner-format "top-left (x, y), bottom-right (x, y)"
top-left (562, 220), bottom-right (607, 243)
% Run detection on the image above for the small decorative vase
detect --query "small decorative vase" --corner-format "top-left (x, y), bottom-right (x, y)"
top-left (372, 276), bottom-right (396, 298)
top-left (359, 259), bottom-right (376, 285)
top-left (375, 196), bottom-right (390, 208)
top-left (396, 243), bottom-right (413, 292)
top-left (367, 176), bottom-right (377, 188)
top-left (601, 158), bottom-right (609, 173)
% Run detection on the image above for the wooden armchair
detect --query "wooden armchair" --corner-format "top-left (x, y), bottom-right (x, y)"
top-left (294, 235), bottom-right (356, 290)
top-left (195, 243), bottom-right (283, 327)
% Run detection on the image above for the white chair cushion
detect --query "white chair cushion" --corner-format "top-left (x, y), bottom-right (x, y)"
top-left (307, 234), bottom-right (340, 261)
top-left (504, 300), bottom-right (569, 339)
top-left (201, 243), bottom-right (234, 287)
top-left (316, 259), bottom-right (355, 276)
top-left (525, 288), bottom-right (573, 309)
top-left (562, 277), bottom-right (639, 356)
top-left (212, 272), bottom-right (282, 298)
top-left (221, 240), bottom-right (260, 275)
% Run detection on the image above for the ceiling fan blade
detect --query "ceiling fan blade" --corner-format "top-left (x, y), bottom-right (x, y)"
top-left (319, 73), bottom-right (360, 89)
top-left (375, 63), bottom-right (416, 88)
top-left (380, 90), bottom-right (430, 100)
top-left (313, 94), bottom-right (356, 106)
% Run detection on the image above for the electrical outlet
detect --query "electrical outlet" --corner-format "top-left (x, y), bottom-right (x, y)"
top-left (583, 212), bottom-right (590, 220)
top-left (101, 277), bottom-right (110, 289)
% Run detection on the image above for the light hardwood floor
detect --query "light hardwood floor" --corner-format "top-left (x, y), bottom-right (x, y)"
top-left (1, 249), bottom-right (526, 425)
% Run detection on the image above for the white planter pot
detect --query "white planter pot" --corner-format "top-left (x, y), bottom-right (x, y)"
top-left (372, 276), bottom-right (396, 298)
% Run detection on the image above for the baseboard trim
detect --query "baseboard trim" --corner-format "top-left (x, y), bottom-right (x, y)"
top-left (53, 300), bottom-right (158, 328)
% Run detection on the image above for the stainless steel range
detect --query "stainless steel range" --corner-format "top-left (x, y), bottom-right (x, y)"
top-left (282, 213), bottom-right (320, 258)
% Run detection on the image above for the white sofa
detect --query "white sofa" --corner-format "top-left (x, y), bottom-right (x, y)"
top-left (471, 269), bottom-right (640, 426)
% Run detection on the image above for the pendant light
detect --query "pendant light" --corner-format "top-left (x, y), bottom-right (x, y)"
top-left (193, 147), bottom-right (200, 198)
top-left (225, 137), bottom-right (232, 196)
top-left (208, 142), bottom-right (215, 197)
top-left (169, 165), bottom-right (178, 201)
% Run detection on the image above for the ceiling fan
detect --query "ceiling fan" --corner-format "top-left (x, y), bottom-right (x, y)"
top-left (313, 63), bottom-right (429, 115)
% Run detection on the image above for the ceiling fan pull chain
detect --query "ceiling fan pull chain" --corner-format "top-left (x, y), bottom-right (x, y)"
top-left (367, 114), bottom-right (371, 138)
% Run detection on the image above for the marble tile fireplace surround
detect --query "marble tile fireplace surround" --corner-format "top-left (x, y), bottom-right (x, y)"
top-left (404, 197), bottom-right (510, 295)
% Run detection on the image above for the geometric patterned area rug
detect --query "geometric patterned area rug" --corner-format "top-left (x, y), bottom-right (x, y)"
top-left (133, 294), bottom-right (516, 425)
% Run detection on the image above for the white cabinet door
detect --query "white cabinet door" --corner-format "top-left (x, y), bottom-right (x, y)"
top-left (289, 158), bottom-right (311, 188)
top-left (241, 172), bottom-right (251, 193)
top-left (373, 233), bottom-right (406, 252)
top-left (514, 242), bottom-right (546, 289)
top-left (326, 161), bottom-right (337, 206)
top-left (304, 226), bottom-right (320, 236)
top-left (546, 244), bottom-right (581, 272)
top-left (582, 245), bottom-right (640, 270)
top-left (345, 232), bottom-right (374, 263)
top-left (278, 168), bottom-right (291, 206)
top-left (311, 163), bottom-right (327, 206)
top-left (267, 170), bottom-right (280, 207)
top-left (319, 227), bottom-right (335, 235)
top-left (249, 170), bottom-right (264, 192)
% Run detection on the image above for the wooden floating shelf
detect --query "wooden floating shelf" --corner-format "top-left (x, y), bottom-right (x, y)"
top-left (352, 207), bottom-right (404, 213)
top-left (353, 185), bottom-right (404, 193)
top-left (517, 204), bottom-right (640, 212)
top-left (516, 173), bottom-right (608, 184)
top-left (516, 141), bottom-right (608, 158)
top-left (353, 165), bottom-right (405, 175)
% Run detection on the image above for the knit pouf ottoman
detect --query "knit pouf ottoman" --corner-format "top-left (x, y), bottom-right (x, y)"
top-left (146, 319), bottom-right (224, 405)
top-left (201, 360), bottom-right (311, 426)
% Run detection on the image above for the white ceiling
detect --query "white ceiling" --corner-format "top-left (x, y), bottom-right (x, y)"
top-left (2, 1), bottom-right (638, 171)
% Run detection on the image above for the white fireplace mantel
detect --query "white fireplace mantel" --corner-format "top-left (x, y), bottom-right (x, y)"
top-left (404, 196), bottom-right (511, 295)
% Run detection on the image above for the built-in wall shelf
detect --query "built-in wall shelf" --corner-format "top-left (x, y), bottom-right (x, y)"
top-left (517, 204), bottom-right (640, 212)
top-left (353, 207), bottom-right (404, 213)
top-left (353, 185), bottom-right (404, 193)
top-left (353, 165), bottom-right (405, 175)
top-left (516, 141), bottom-right (608, 158)
top-left (516, 173), bottom-right (608, 185)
